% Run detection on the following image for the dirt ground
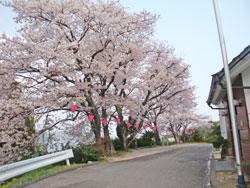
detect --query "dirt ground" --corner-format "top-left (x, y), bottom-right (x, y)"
top-left (216, 171), bottom-right (250, 188)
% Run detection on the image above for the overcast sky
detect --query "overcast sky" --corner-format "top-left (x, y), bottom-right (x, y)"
top-left (0, 0), bottom-right (250, 121)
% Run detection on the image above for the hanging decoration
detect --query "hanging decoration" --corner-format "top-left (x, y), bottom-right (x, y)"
top-left (160, 127), bottom-right (163, 130)
top-left (116, 119), bottom-right (121, 126)
top-left (70, 105), bottom-right (77, 118)
top-left (143, 125), bottom-right (147, 129)
top-left (103, 120), bottom-right (108, 128)
top-left (152, 127), bottom-right (156, 132)
top-left (135, 124), bottom-right (139, 129)
top-left (126, 123), bottom-right (131, 130)
top-left (149, 125), bottom-right (153, 130)
top-left (88, 115), bottom-right (94, 125)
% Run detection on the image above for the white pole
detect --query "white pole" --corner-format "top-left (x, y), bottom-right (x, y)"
top-left (212, 0), bottom-right (245, 187)
top-left (66, 159), bottom-right (70, 166)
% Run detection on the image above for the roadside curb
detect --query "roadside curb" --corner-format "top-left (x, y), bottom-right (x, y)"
top-left (13, 162), bottom-right (99, 188)
top-left (210, 157), bottom-right (224, 188)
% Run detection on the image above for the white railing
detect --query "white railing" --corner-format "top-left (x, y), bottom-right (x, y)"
top-left (0, 149), bottom-right (74, 182)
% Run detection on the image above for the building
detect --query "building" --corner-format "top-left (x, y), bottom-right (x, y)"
top-left (207, 45), bottom-right (250, 162)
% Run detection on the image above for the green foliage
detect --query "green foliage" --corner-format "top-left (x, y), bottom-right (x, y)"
top-left (82, 147), bottom-right (98, 162)
top-left (207, 123), bottom-right (225, 149)
top-left (112, 138), bottom-right (122, 151)
top-left (72, 146), bottom-right (98, 163)
top-left (192, 132), bottom-right (203, 142)
top-left (221, 139), bottom-right (228, 157)
top-left (137, 131), bottom-right (156, 147)
top-left (128, 139), bottom-right (137, 149)
top-left (241, 162), bottom-right (250, 177)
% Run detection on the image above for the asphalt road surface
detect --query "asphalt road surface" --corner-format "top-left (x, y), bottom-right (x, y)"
top-left (27, 144), bottom-right (213, 188)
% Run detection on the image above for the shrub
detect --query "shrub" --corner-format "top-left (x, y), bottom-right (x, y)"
top-left (192, 132), bottom-right (203, 142)
top-left (82, 146), bottom-right (98, 162)
top-left (72, 146), bottom-right (98, 164)
top-left (112, 138), bottom-right (122, 151)
top-left (72, 148), bottom-right (84, 163)
top-left (221, 139), bottom-right (228, 157)
top-left (137, 131), bottom-right (156, 147)
top-left (128, 139), bottom-right (137, 149)
top-left (212, 135), bottom-right (224, 149)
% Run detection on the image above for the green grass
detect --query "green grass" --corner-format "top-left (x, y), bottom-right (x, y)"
top-left (115, 148), bottom-right (134, 157)
top-left (1, 164), bottom-right (82, 188)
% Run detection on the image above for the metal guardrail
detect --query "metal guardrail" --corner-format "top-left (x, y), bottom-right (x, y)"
top-left (0, 149), bottom-right (74, 182)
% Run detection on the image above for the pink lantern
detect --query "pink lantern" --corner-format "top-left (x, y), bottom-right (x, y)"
top-left (116, 119), bottom-right (120, 123)
top-left (160, 127), bottom-right (163, 130)
top-left (173, 131), bottom-right (175, 134)
top-left (143, 125), bottom-right (147, 129)
top-left (169, 131), bottom-right (172, 133)
top-left (152, 127), bottom-right (156, 131)
top-left (165, 130), bottom-right (168, 132)
top-left (103, 120), bottom-right (108, 126)
top-left (88, 115), bottom-right (94, 121)
top-left (135, 124), bottom-right (139, 129)
top-left (194, 130), bottom-right (196, 133)
top-left (126, 123), bottom-right (131, 128)
top-left (190, 130), bottom-right (193, 133)
top-left (70, 105), bottom-right (77, 112)
top-left (150, 125), bottom-right (153, 129)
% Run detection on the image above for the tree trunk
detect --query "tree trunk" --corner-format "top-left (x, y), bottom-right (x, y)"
top-left (155, 130), bottom-right (161, 145)
top-left (117, 123), bottom-right (128, 152)
top-left (102, 107), bottom-right (115, 156)
top-left (173, 133), bottom-right (178, 143)
top-left (103, 125), bottom-right (115, 156)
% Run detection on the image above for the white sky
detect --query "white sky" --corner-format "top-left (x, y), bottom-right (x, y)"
top-left (1, 0), bottom-right (250, 121)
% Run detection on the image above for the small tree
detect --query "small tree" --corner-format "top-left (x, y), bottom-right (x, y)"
top-left (137, 131), bottom-right (156, 147)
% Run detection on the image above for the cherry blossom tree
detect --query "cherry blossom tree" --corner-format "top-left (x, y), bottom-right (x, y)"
top-left (0, 62), bottom-right (35, 165)
top-left (0, 0), bottom-right (208, 158)
top-left (111, 42), bottom-right (193, 150)
top-left (0, 0), bottom-right (158, 155)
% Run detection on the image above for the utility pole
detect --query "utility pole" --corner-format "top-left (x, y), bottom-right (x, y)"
top-left (212, 0), bottom-right (246, 187)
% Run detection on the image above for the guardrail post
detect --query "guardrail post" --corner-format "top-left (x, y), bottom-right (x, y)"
top-left (66, 159), bottom-right (70, 166)
top-left (0, 149), bottom-right (74, 182)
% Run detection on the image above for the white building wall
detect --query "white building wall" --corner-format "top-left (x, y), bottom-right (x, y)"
top-left (242, 66), bottom-right (250, 128)
top-left (218, 104), bottom-right (227, 139)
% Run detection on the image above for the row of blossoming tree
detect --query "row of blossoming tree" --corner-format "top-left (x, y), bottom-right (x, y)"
top-left (0, 0), bottom-right (210, 165)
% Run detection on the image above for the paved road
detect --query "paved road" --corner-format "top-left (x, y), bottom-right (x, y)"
top-left (27, 144), bottom-right (213, 188)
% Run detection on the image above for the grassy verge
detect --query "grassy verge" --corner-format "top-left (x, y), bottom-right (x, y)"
top-left (1, 164), bottom-right (82, 188)
top-left (115, 148), bottom-right (134, 157)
